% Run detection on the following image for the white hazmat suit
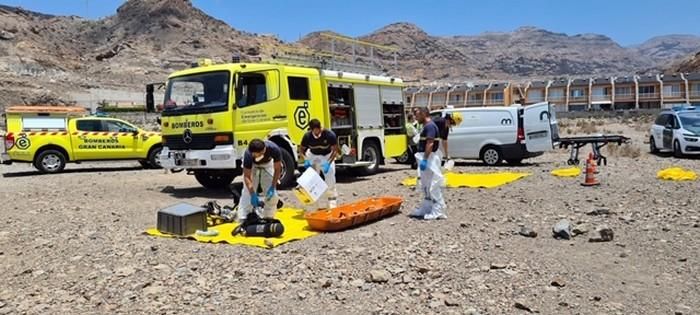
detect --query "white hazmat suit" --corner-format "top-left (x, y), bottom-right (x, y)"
top-left (411, 151), bottom-right (447, 220)
top-left (238, 159), bottom-right (279, 222)
top-left (304, 151), bottom-right (337, 210)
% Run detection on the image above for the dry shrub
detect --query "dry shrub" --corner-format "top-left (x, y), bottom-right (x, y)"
top-left (606, 143), bottom-right (641, 158)
top-left (580, 121), bottom-right (599, 134)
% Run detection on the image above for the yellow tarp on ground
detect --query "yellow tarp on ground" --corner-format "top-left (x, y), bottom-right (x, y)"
top-left (145, 208), bottom-right (318, 249)
top-left (551, 167), bottom-right (582, 177)
top-left (657, 167), bottom-right (697, 181)
top-left (401, 172), bottom-right (530, 188)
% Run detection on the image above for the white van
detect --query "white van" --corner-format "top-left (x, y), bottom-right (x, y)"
top-left (432, 102), bottom-right (559, 166)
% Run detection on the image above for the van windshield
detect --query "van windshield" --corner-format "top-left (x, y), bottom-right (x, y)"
top-left (679, 113), bottom-right (700, 134)
top-left (162, 71), bottom-right (230, 116)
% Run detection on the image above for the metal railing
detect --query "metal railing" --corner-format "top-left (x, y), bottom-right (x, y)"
top-left (484, 99), bottom-right (505, 105)
top-left (466, 99), bottom-right (484, 106)
top-left (569, 95), bottom-right (587, 102)
top-left (615, 93), bottom-right (635, 100)
top-left (663, 91), bottom-right (685, 98)
top-left (592, 95), bottom-right (612, 101)
top-left (639, 92), bottom-right (660, 99)
top-left (690, 91), bottom-right (700, 98)
top-left (527, 96), bottom-right (545, 102)
top-left (548, 95), bottom-right (565, 102)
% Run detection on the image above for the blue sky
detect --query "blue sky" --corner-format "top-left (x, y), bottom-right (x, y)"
top-left (3, 0), bottom-right (699, 46)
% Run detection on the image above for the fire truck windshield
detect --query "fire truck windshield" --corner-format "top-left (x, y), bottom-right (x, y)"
top-left (162, 71), bottom-right (230, 116)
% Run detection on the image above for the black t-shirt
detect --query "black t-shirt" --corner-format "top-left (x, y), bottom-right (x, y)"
top-left (434, 117), bottom-right (450, 140)
top-left (243, 140), bottom-right (282, 169)
top-left (301, 129), bottom-right (338, 155)
top-left (418, 120), bottom-right (440, 153)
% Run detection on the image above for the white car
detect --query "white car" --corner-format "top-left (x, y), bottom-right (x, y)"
top-left (432, 102), bottom-right (559, 166)
top-left (650, 106), bottom-right (700, 157)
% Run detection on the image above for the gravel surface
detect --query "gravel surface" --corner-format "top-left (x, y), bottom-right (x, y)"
top-left (1, 123), bottom-right (699, 314)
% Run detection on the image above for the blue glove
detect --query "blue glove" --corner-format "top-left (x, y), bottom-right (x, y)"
top-left (250, 193), bottom-right (260, 207)
top-left (419, 159), bottom-right (428, 171)
top-left (303, 160), bottom-right (311, 169)
top-left (321, 161), bottom-right (331, 174)
top-left (266, 186), bottom-right (276, 200)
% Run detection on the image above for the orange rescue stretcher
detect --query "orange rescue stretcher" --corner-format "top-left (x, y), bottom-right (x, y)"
top-left (304, 196), bottom-right (403, 232)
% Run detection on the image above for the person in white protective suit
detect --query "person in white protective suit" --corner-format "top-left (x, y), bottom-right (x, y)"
top-left (299, 119), bottom-right (339, 210)
top-left (237, 139), bottom-right (282, 222)
top-left (410, 107), bottom-right (447, 220)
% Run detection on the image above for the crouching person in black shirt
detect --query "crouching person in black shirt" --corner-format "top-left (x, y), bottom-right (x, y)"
top-left (238, 139), bottom-right (282, 222)
top-left (299, 119), bottom-right (338, 210)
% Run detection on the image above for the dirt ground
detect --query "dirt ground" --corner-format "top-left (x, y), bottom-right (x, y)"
top-left (1, 120), bottom-right (698, 315)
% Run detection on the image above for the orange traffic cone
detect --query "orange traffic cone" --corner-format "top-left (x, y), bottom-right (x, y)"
top-left (588, 153), bottom-right (599, 174)
top-left (581, 158), bottom-right (600, 186)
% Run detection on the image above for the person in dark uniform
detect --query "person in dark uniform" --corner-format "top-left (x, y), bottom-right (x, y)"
top-left (238, 139), bottom-right (282, 222)
top-left (299, 119), bottom-right (339, 210)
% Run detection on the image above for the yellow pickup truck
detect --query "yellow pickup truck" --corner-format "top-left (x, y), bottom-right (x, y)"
top-left (1, 106), bottom-right (162, 173)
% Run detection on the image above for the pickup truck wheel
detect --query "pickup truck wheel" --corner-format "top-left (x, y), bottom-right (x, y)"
top-left (138, 160), bottom-right (150, 168)
top-left (194, 171), bottom-right (235, 190)
top-left (481, 146), bottom-right (503, 166)
top-left (35, 149), bottom-right (66, 173)
top-left (148, 146), bottom-right (163, 169)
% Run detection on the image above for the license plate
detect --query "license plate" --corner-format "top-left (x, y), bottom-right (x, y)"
top-left (177, 159), bottom-right (198, 166)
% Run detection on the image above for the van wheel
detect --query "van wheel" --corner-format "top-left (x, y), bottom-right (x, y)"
top-left (355, 141), bottom-right (381, 176)
top-left (481, 146), bottom-right (502, 166)
top-left (278, 149), bottom-right (296, 188)
top-left (649, 136), bottom-right (659, 154)
top-left (35, 149), bottom-right (66, 173)
top-left (194, 171), bottom-right (235, 189)
top-left (148, 146), bottom-right (163, 169)
top-left (673, 140), bottom-right (683, 158)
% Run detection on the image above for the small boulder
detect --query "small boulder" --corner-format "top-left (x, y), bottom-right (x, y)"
top-left (519, 226), bottom-right (538, 238)
top-left (589, 226), bottom-right (614, 242)
top-left (552, 219), bottom-right (572, 240)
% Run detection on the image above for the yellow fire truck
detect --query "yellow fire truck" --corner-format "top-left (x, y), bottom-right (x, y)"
top-left (154, 58), bottom-right (408, 189)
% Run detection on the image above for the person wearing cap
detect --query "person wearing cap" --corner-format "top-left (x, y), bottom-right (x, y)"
top-left (299, 119), bottom-right (339, 210)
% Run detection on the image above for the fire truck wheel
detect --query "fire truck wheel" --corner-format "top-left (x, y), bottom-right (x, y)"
top-left (278, 148), bottom-right (296, 188)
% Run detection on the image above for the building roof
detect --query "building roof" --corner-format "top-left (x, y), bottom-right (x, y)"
top-left (684, 72), bottom-right (700, 81)
top-left (469, 84), bottom-right (489, 92)
top-left (488, 82), bottom-right (509, 90)
top-left (433, 86), bottom-right (450, 93)
top-left (614, 76), bottom-right (635, 84)
top-left (592, 77), bottom-right (612, 84)
top-left (528, 80), bottom-right (548, 88)
top-left (637, 75), bottom-right (659, 83)
top-left (660, 74), bottom-right (684, 82)
top-left (449, 84), bottom-right (469, 92)
top-left (550, 79), bottom-right (569, 87)
top-left (570, 78), bottom-right (589, 86)
top-left (5, 106), bottom-right (87, 114)
top-left (404, 86), bottom-right (421, 93)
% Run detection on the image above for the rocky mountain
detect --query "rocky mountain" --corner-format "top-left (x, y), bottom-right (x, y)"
top-left (1, 1), bottom-right (699, 109)
top-left (0, 0), bottom-right (282, 108)
top-left (632, 34), bottom-right (700, 65)
top-left (668, 50), bottom-right (700, 73)
top-left (301, 24), bottom-right (700, 82)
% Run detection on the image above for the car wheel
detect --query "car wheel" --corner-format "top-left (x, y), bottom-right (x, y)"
top-left (194, 171), bottom-right (235, 189)
top-left (148, 146), bottom-right (163, 169)
top-left (673, 140), bottom-right (683, 158)
top-left (649, 136), bottom-right (659, 154)
top-left (35, 149), bottom-right (67, 173)
top-left (278, 148), bottom-right (296, 188)
top-left (480, 146), bottom-right (502, 166)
